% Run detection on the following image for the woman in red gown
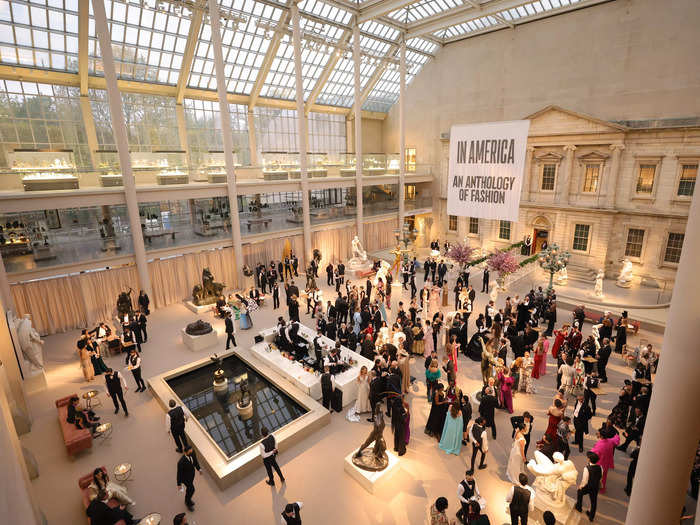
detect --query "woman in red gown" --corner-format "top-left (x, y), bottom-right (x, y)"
top-left (545, 398), bottom-right (565, 439)
top-left (551, 324), bottom-right (569, 360)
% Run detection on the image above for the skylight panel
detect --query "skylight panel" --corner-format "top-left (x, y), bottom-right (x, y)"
top-left (0, 0), bottom-right (80, 71)
top-left (359, 20), bottom-right (400, 41)
top-left (299, 0), bottom-right (352, 25)
top-left (406, 37), bottom-right (437, 55)
top-left (387, 0), bottom-right (466, 25)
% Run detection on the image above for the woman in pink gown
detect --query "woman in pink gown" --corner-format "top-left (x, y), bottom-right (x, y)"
top-left (591, 430), bottom-right (620, 493)
top-left (423, 320), bottom-right (434, 356)
top-left (498, 368), bottom-right (515, 413)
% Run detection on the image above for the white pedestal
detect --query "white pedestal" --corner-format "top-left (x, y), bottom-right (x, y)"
top-left (184, 301), bottom-right (214, 314)
top-left (343, 445), bottom-right (400, 494)
top-left (533, 494), bottom-right (581, 525)
top-left (181, 328), bottom-right (219, 352)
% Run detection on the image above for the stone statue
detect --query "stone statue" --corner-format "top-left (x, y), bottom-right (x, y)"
top-left (617, 258), bottom-right (634, 288)
top-left (527, 451), bottom-right (578, 509)
top-left (15, 314), bottom-right (45, 371)
top-left (192, 268), bottom-right (225, 306)
top-left (373, 260), bottom-right (392, 287)
top-left (352, 403), bottom-right (389, 471)
top-left (594, 269), bottom-right (605, 297)
top-left (554, 266), bottom-right (568, 285)
top-left (351, 235), bottom-right (367, 261)
top-left (116, 288), bottom-right (133, 318)
top-left (185, 320), bottom-right (214, 336)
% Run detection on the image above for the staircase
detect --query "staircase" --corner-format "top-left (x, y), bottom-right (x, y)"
top-left (566, 264), bottom-right (598, 283)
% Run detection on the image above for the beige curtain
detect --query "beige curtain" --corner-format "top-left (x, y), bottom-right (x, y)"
top-left (148, 246), bottom-right (238, 309)
top-left (311, 225), bottom-right (357, 265)
top-left (364, 218), bottom-right (397, 253)
top-left (77, 266), bottom-right (139, 327)
top-left (11, 275), bottom-right (87, 335)
top-left (242, 234), bottom-right (305, 269)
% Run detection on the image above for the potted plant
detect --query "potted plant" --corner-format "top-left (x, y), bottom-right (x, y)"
top-left (487, 249), bottom-right (521, 291)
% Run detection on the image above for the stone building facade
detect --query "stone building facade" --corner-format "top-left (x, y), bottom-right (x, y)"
top-left (436, 106), bottom-right (699, 288)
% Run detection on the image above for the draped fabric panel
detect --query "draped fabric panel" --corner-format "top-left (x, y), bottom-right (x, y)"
top-left (77, 266), bottom-right (139, 327)
top-left (148, 247), bottom-right (238, 309)
top-left (311, 226), bottom-right (356, 265)
top-left (364, 218), bottom-right (397, 253)
top-left (242, 234), bottom-right (305, 270)
top-left (11, 274), bottom-right (87, 335)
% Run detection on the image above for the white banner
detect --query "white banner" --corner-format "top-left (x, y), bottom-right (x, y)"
top-left (447, 120), bottom-right (530, 221)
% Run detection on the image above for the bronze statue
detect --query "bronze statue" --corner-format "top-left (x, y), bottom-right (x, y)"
top-left (185, 319), bottom-right (213, 336)
top-left (305, 264), bottom-right (316, 290)
top-left (352, 403), bottom-right (389, 471)
top-left (116, 288), bottom-right (133, 318)
top-left (192, 268), bottom-right (225, 306)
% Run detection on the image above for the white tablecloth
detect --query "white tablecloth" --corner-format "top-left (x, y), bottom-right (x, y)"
top-left (250, 324), bottom-right (373, 404)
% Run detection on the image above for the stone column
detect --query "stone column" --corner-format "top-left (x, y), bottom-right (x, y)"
top-left (398, 39), bottom-right (406, 229)
top-left (291, 2), bottom-right (312, 262)
top-left (207, 0), bottom-right (244, 284)
top-left (353, 21), bottom-right (364, 243)
top-left (247, 110), bottom-right (258, 166)
top-left (522, 146), bottom-right (535, 201)
top-left (0, 251), bottom-right (14, 313)
top-left (606, 144), bottom-right (624, 208)
top-left (92, 0), bottom-right (152, 298)
top-left (557, 145), bottom-right (576, 205)
top-left (626, 187), bottom-right (700, 523)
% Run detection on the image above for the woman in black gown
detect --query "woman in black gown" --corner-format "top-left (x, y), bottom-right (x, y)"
top-left (424, 384), bottom-right (449, 439)
top-left (614, 312), bottom-right (628, 353)
top-left (391, 396), bottom-right (408, 456)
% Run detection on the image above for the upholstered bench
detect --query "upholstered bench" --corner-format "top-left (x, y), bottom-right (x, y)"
top-left (78, 467), bottom-right (126, 525)
top-left (56, 394), bottom-right (92, 456)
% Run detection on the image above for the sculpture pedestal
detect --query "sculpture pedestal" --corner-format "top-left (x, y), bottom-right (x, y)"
top-left (347, 258), bottom-right (374, 279)
top-left (615, 280), bottom-right (632, 288)
top-left (532, 494), bottom-right (581, 525)
top-left (181, 328), bottom-right (219, 352)
top-left (184, 301), bottom-right (214, 314)
top-left (22, 369), bottom-right (46, 395)
top-left (343, 444), bottom-right (399, 494)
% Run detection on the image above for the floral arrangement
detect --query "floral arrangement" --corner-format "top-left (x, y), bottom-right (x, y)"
top-left (447, 242), bottom-right (476, 269)
top-left (487, 249), bottom-right (521, 277)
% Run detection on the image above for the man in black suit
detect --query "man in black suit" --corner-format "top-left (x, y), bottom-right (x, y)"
top-left (572, 394), bottom-right (592, 453)
top-left (368, 370), bottom-right (383, 423)
top-left (468, 285), bottom-right (476, 305)
top-left (437, 260), bottom-right (448, 285)
top-left (86, 490), bottom-right (138, 525)
top-left (423, 258), bottom-right (431, 282)
top-left (224, 311), bottom-right (236, 350)
top-left (176, 446), bottom-right (201, 511)
top-left (479, 386), bottom-right (498, 439)
top-left (481, 268), bottom-right (490, 293)
top-left (596, 338), bottom-right (612, 382)
top-left (291, 254), bottom-right (299, 276)
top-left (384, 362), bottom-right (402, 417)
top-left (617, 407), bottom-right (645, 452)
top-left (575, 452), bottom-right (603, 521)
top-left (272, 282), bottom-right (280, 309)
top-left (510, 411), bottom-right (534, 456)
top-left (287, 281), bottom-right (300, 303)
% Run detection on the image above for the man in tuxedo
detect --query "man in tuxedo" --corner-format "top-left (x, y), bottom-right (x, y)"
top-left (272, 282), bottom-right (280, 309)
top-left (481, 268), bottom-right (490, 293)
top-left (506, 473), bottom-right (535, 525)
top-left (575, 452), bottom-right (603, 521)
top-left (423, 258), bottom-right (431, 282)
top-left (176, 446), bottom-right (201, 511)
top-left (225, 311), bottom-right (236, 349)
top-left (596, 338), bottom-right (612, 382)
top-left (437, 260), bottom-right (448, 285)
top-left (291, 253), bottom-right (299, 276)
top-left (104, 368), bottom-right (129, 417)
top-left (260, 426), bottom-right (285, 486)
top-left (86, 489), bottom-right (138, 525)
top-left (467, 417), bottom-right (489, 475)
top-left (430, 259), bottom-right (437, 282)
top-left (479, 386), bottom-right (498, 439)
top-left (617, 407), bottom-right (645, 452)
top-left (326, 262), bottom-right (334, 286)
top-left (572, 394), bottom-right (592, 453)
top-left (511, 411), bottom-right (534, 456)
top-left (337, 261), bottom-right (345, 287)
top-left (384, 362), bottom-right (402, 417)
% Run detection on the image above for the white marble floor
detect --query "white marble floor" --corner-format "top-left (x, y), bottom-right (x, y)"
top-left (20, 272), bottom-right (663, 525)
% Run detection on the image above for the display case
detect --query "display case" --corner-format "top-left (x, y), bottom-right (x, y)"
top-left (261, 152), bottom-right (297, 181)
top-left (8, 150), bottom-right (80, 191)
top-left (386, 153), bottom-right (400, 175)
top-left (363, 153), bottom-right (387, 176)
top-left (95, 151), bottom-right (189, 186)
top-left (95, 150), bottom-right (122, 187)
top-left (202, 151), bottom-right (240, 183)
top-left (339, 153), bottom-right (357, 177)
top-left (0, 217), bottom-right (56, 261)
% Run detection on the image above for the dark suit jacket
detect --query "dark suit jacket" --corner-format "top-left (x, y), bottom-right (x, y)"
top-left (85, 499), bottom-right (125, 525)
top-left (573, 401), bottom-right (592, 434)
top-left (177, 452), bottom-right (201, 486)
top-left (225, 317), bottom-right (234, 334)
top-left (478, 394), bottom-right (498, 421)
top-left (510, 415), bottom-right (534, 439)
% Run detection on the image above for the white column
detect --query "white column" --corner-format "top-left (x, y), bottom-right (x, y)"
top-left (291, 2), bottom-right (312, 262)
top-left (627, 189), bottom-right (700, 522)
top-left (558, 145), bottom-right (576, 205)
top-left (606, 144), bottom-right (624, 208)
top-left (353, 21), bottom-right (364, 242)
top-left (0, 251), bottom-right (14, 313)
top-left (522, 146), bottom-right (534, 202)
top-left (398, 39), bottom-right (406, 229)
top-left (247, 110), bottom-right (258, 166)
top-left (208, 0), bottom-right (244, 284)
top-left (92, 0), bottom-right (152, 298)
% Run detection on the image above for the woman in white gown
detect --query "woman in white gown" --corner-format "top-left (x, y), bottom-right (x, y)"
top-left (354, 366), bottom-right (371, 413)
top-left (506, 423), bottom-right (527, 483)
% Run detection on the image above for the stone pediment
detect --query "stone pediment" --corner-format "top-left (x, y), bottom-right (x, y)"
top-left (526, 105), bottom-right (628, 136)
top-left (534, 151), bottom-right (564, 163)
top-left (577, 151), bottom-right (610, 163)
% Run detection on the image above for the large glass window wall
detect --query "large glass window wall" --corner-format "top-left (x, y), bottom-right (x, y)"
top-left (309, 187), bottom-right (354, 226)
top-left (0, 204), bottom-right (133, 273)
top-left (363, 183), bottom-right (398, 217)
top-left (237, 190), bottom-right (304, 237)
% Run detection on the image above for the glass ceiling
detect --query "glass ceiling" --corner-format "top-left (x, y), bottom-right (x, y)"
top-left (0, 0), bottom-right (606, 113)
